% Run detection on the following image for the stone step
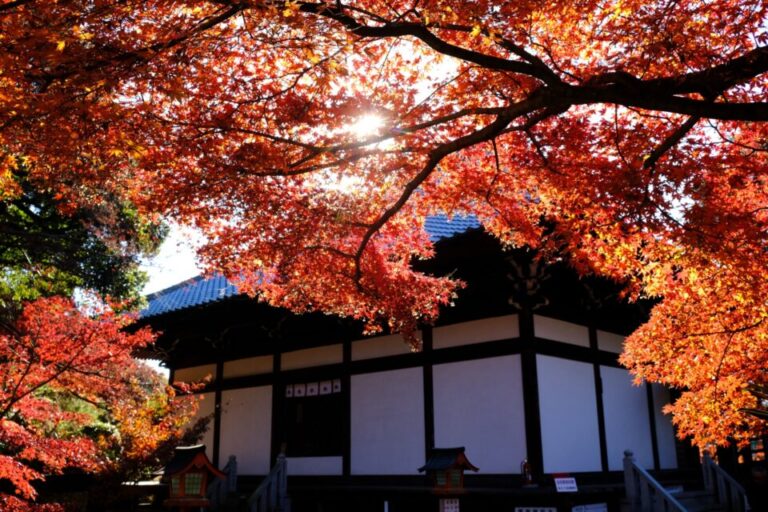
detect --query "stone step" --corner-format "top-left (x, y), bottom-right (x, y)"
top-left (622, 489), bottom-right (726, 512)
top-left (672, 491), bottom-right (725, 512)
top-left (681, 503), bottom-right (726, 512)
top-left (671, 490), bottom-right (712, 500)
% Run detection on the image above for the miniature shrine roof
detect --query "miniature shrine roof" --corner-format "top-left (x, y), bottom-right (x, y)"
top-left (141, 215), bottom-right (480, 319)
top-left (164, 444), bottom-right (225, 478)
top-left (418, 447), bottom-right (479, 472)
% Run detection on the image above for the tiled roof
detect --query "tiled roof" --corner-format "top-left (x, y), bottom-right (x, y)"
top-left (424, 214), bottom-right (481, 241)
top-left (141, 273), bottom-right (239, 319)
top-left (141, 215), bottom-right (480, 318)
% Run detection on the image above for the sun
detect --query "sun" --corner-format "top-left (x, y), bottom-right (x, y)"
top-left (344, 113), bottom-right (397, 151)
top-left (348, 114), bottom-right (385, 138)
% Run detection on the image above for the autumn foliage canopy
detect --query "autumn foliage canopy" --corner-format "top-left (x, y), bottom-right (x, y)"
top-left (0, 297), bottom-right (200, 510)
top-left (0, 166), bottom-right (199, 507)
top-left (1, 0), bottom-right (767, 449)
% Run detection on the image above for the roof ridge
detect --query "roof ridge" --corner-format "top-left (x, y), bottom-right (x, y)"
top-left (144, 274), bottom-right (209, 301)
top-left (141, 215), bottom-right (482, 317)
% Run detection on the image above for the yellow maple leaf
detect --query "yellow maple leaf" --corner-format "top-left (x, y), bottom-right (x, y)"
top-left (283, 2), bottom-right (298, 17)
top-left (0, 156), bottom-right (21, 200)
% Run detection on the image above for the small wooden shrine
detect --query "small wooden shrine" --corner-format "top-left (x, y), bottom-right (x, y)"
top-left (419, 447), bottom-right (479, 493)
top-left (163, 445), bottom-right (226, 511)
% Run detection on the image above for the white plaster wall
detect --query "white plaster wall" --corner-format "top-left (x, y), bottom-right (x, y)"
top-left (533, 316), bottom-right (590, 347)
top-left (601, 366), bottom-right (654, 470)
top-left (433, 315), bottom-right (520, 349)
top-left (352, 333), bottom-right (413, 361)
top-left (351, 367), bottom-right (425, 474)
top-left (433, 355), bottom-right (526, 473)
top-left (286, 457), bottom-right (343, 475)
top-left (651, 384), bottom-right (678, 469)
top-left (537, 355), bottom-right (602, 473)
top-left (174, 364), bottom-right (216, 384)
top-left (281, 344), bottom-right (343, 370)
top-left (223, 356), bottom-right (273, 379)
top-left (219, 386), bottom-right (272, 475)
top-left (597, 330), bottom-right (625, 353)
top-left (190, 392), bottom-right (216, 460)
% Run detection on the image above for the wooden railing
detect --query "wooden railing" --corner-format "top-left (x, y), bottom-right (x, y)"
top-left (248, 453), bottom-right (289, 512)
top-left (702, 451), bottom-right (749, 512)
top-left (623, 450), bottom-right (686, 512)
top-left (207, 455), bottom-right (238, 509)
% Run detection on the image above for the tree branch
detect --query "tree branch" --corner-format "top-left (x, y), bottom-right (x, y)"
top-left (29, 4), bottom-right (246, 88)
top-left (297, 2), bottom-right (555, 83)
top-left (568, 84), bottom-right (768, 121)
top-left (644, 46), bottom-right (768, 96)
top-left (643, 115), bottom-right (700, 172)
top-left (0, 0), bottom-right (33, 13)
top-left (352, 90), bottom-right (555, 283)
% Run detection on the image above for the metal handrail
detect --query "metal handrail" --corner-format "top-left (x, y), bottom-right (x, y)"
top-left (702, 451), bottom-right (749, 512)
top-left (248, 453), bottom-right (289, 512)
top-left (623, 450), bottom-right (686, 512)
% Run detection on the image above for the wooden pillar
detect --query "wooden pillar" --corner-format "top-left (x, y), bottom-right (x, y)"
top-left (422, 327), bottom-right (435, 459)
top-left (590, 325), bottom-right (609, 472)
top-left (212, 359), bottom-right (224, 467)
top-left (645, 383), bottom-right (661, 470)
top-left (342, 336), bottom-right (352, 476)
top-left (520, 310), bottom-right (544, 480)
top-left (270, 344), bottom-right (283, 464)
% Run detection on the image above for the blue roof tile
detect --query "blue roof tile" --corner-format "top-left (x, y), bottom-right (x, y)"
top-left (424, 214), bottom-right (481, 242)
top-left (141, 215), bottom-right (480, 318)
top-left (141, 274), bottom-right (239, 319)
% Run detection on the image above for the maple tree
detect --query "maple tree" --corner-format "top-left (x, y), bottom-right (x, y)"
top-left (85, 362), bottom-right (209, 510)
top-left (0, 148), bottom-right (197, 508)
top-left (0, 297), bottom-right (201, 510)
top-left (1, 0), bottom-right (767, 448)
top-left (0, 101), bottom-right (192, 510)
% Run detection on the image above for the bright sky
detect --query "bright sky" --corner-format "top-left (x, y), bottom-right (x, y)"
top-left (139, 84), bottom-right (465, 295)
top-left (138, 224), bottom-right (199, 376)
top-left (141, 223), bottom-right (203, 295)
top-left (140, 113), bottom-right (396, 296)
